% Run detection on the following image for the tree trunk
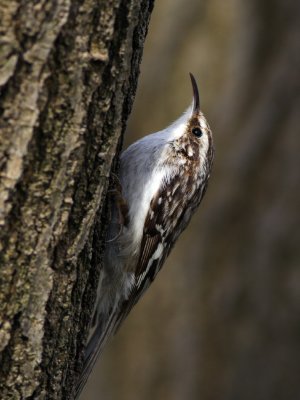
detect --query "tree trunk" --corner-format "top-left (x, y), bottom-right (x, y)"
top-left (0, 1), bottom-right (154, 399)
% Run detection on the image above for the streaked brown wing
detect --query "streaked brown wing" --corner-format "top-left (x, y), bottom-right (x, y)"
top-left (134, 175), bottom-right (186, 295)
top-left (134, 192), bottom-right (165, 293)
top-left (134, 170), bottom-right (211, 288)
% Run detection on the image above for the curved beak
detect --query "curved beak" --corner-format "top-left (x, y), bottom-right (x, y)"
top-left (189, 73), bottom-right (200, 114)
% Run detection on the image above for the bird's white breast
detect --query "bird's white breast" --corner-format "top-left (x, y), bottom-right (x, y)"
top-left (119, 134), bottom-right (174, 254)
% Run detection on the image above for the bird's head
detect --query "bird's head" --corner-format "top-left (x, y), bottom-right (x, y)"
top-left (165, 73), bottom-right (213, 167)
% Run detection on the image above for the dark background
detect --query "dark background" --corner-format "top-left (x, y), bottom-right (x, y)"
top-left (83, 1), bottom-right (300, 399)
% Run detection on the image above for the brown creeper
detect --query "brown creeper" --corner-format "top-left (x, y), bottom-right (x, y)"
top-left (75, 74), bottom-right (214, 397)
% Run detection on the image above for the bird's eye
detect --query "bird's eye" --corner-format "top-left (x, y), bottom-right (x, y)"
top-left (192, 127), bottom-right (202, 137)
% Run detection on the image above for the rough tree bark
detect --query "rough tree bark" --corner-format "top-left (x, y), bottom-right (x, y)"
top-left (0, 1), bottom-right (154, 399)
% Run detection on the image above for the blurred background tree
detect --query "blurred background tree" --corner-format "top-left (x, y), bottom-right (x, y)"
top-left (83, 0), bottom-right (300, 399)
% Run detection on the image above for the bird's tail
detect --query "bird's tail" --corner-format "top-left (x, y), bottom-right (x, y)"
top-left (74, 308), bottom-right (120, 399)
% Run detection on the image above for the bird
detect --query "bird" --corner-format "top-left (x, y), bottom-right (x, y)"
top-left (75, 73), bottom-right (214, 398)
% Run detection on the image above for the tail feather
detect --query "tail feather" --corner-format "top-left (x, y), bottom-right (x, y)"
top-left (74, 284), bottom-right (140, 398)
top-left (74, 309), bottom-right (119, 399)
